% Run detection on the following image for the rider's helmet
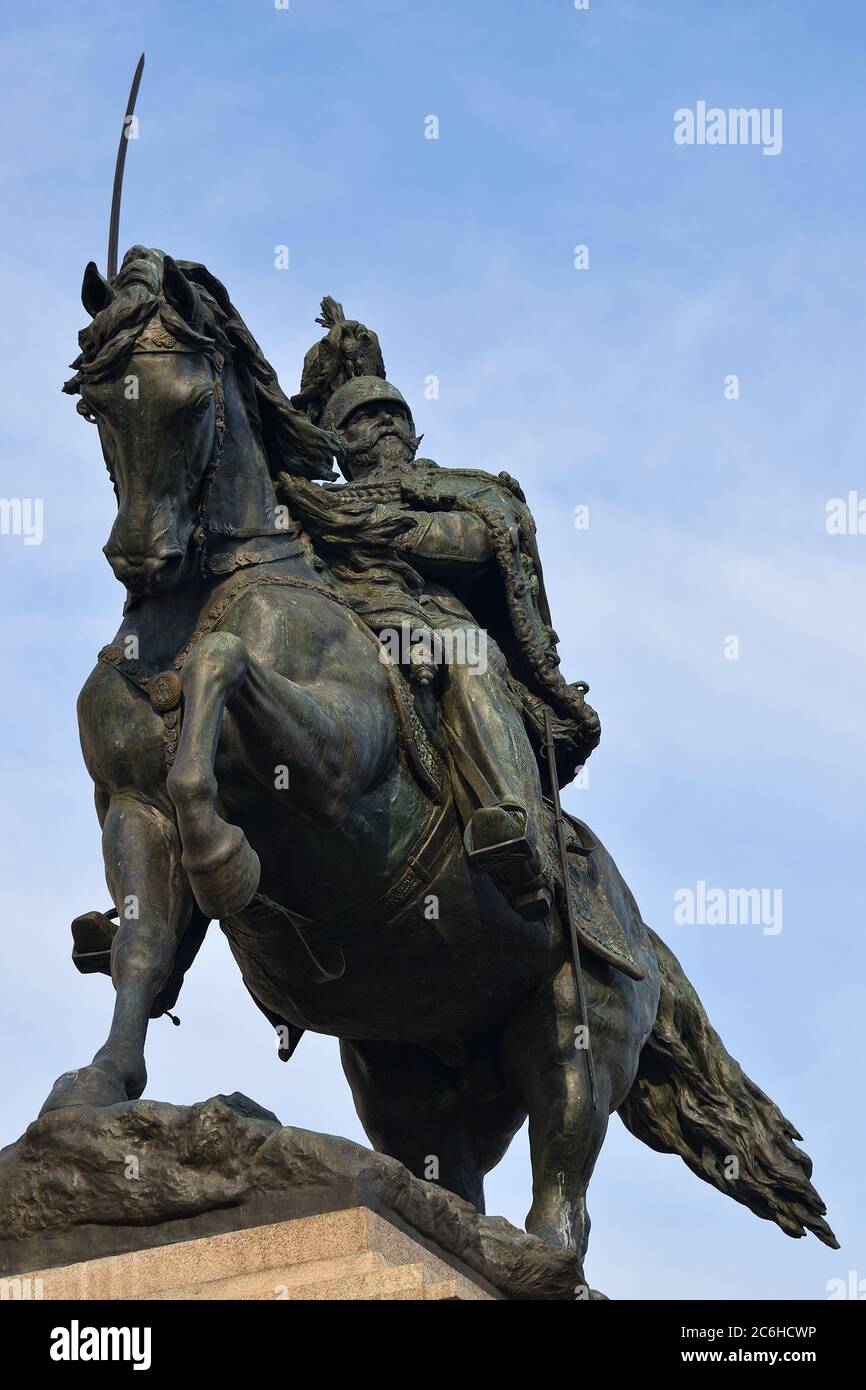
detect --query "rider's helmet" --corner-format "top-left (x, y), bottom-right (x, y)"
top-left (321, 376), bottom-right (414, 434)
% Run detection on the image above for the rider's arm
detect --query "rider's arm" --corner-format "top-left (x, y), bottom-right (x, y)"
top-left (391, 510), bottom-right (493, 577)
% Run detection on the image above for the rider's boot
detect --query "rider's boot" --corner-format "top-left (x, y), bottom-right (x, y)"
top-left (432, 628), bottom-right (553, 922)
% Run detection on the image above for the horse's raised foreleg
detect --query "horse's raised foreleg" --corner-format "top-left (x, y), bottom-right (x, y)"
top-left (167, 627), bottom-right (391, 920)
top-left (166, 633), bottom-right (260, 919)
top-left (42, 795), bottom-right (194, 1112)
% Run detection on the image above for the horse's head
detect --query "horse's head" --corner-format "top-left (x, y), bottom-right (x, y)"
top-left (65, 247), bottom-right (342, 595)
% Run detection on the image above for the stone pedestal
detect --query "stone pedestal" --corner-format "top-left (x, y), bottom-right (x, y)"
top-left (0, 1091), bottom-right (581, 1300)
top-left (22, 1208), bottom-right (496, 1301)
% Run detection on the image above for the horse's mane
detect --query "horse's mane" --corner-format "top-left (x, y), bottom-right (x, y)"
top-left (63, 246), bottom-right (342, 482)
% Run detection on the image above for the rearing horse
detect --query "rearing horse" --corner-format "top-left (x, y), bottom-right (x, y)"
top-left (47, 247), bottom-right (836, 1288)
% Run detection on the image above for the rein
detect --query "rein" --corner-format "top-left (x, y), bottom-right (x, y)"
top-left (190, 348), bottom-right (227, 576)
top-left (169, 346), bottom-right (296, 577)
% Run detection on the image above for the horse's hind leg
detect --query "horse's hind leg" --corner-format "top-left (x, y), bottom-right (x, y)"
top-left (500, 960), bottom-right (615, 1280)
top-left (340, 1038), bottom-right (524, 1211)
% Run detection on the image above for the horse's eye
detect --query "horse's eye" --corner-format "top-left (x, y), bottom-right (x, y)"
top-left (191, 392), bottom-right (214, 414)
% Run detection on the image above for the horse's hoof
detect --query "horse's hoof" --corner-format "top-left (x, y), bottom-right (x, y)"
top-left (186, 826), bottom-right (261, 920)
top-left (39, 1065), bottom-right (128, 1116)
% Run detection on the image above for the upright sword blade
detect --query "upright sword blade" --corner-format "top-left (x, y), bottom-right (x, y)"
top-left (106, 52), bottom-right (145, 281)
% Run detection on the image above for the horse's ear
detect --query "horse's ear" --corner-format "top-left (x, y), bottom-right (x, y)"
top-left (81, 261), bottom-right (115, 317)
top-left (162, 255), bottom-right (200, 326)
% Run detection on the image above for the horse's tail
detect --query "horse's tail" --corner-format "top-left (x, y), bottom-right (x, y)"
top-left (618, 927), bottom-right (839, 1248)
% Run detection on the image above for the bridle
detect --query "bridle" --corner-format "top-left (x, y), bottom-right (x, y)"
top-left (108, 342), bottom-right (299, 579)
top-left (95, 341), bottom-right (305, 764)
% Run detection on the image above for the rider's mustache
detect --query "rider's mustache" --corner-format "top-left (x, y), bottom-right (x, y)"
top-left (347, 419), bottom-right (422, 461)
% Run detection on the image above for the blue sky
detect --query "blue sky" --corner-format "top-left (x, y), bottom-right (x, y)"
top-left (0, 0), bottom-right (863, 1299)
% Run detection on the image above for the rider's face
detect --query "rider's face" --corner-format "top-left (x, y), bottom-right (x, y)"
top-left (340, 403), bottom-right (418, 477)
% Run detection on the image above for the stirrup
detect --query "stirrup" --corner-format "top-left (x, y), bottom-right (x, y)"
top-left (463, 807), bottom-right (552, 922)
top-left (71, 908), bottom-right (118, 976)
top-left (510, 880), bottom-right (553, 921)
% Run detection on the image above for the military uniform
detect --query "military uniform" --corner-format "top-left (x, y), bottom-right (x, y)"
top-left (304, 373), bottom-right (599, 922)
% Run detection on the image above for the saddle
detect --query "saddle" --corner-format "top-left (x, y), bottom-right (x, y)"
top-left (542, 808), bottom-right (645, 981)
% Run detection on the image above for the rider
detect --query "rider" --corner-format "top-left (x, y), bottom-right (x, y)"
top-left (289, 303), bottom-right (601, 922)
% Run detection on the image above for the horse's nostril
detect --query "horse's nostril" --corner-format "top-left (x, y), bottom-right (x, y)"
top-left (149, 549), bottom-right (184, 572)
top-left (106, 547), bottom-right (185, 587)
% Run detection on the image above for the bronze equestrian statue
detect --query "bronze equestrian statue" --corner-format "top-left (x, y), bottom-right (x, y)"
top-left (46, 247), bottom-right (836, 1291)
